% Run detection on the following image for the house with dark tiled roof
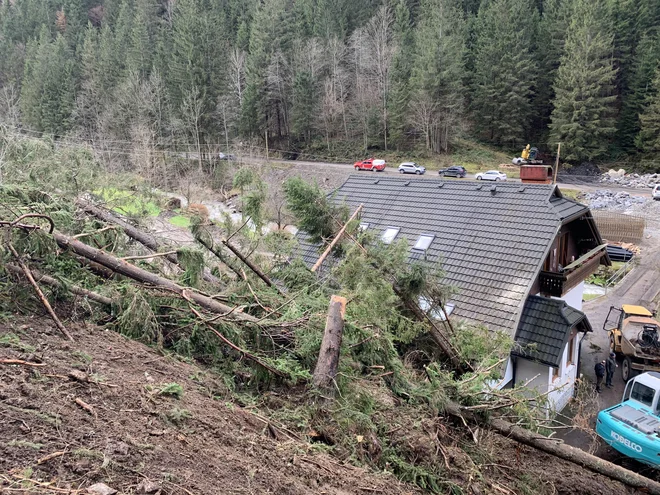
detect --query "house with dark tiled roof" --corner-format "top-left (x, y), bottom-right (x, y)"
top-left (297, 175), bottom-right (610, 411)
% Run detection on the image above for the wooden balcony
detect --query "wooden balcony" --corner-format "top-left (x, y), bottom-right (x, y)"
top-left (539, 244), bottom-right (608, 297)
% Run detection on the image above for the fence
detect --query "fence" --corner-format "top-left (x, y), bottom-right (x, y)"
top-left (591, 211), bottom-right (646, 243)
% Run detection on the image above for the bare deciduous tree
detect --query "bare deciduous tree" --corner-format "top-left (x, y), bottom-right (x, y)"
top-left (365, 5), bottom-right (396, 150)
top-left (180, 87), bottom-right (205, 173)
top-left (229, 47), bottom-right (246, 108)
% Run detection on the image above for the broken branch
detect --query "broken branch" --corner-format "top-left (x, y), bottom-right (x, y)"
top-left (222, 238), bottom-right (282, 294)
top-left (74, 397), bottom-right (97, 418)
top-left (7, 244), bottom-right (74, 341)
top-left (4, 263), bottom-right (113, 306)
top-left (0, 358), bottom-right (47, 367)
top-left (311, 204), bottom-right (363, 272)
top-left (183, 294), bottom-right (287, 378)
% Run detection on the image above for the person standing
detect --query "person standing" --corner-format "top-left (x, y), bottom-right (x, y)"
top-left (595, 360), bottom-right (606, 393)
top-left (605, 352), bottom-right (617, 388)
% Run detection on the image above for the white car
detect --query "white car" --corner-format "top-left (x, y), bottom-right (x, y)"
top-left (653, 184), bottom-right (660, 201)
top-left (398, 162), bottom-right (426, 175)
top-left (475, 170), bottom-right (507, 181)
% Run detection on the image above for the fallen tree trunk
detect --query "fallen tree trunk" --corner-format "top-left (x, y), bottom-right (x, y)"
top-left (392, 285), bottom-right (464, 371)
top-left (76, 199), bottom-right (220, 285)
top-left (313, 295), bottom-right (346, 391)
top-left (194, 233), bottom-right (244, 279)
top-left (443, 402), bottom-right (660, 494)
top-left (50, 231), bottom-right (259, 323)
top-left (8, 244), bottom-right (74, 342)
top-left (311, 204), bottom-right (363, 273)
top-left (5, 263), bottom-right (113, 307)
top-left (222, 239), bottom-right (281, 294)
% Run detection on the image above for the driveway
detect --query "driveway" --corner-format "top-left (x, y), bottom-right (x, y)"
top-left (578, 215), bottom-right (660, 413)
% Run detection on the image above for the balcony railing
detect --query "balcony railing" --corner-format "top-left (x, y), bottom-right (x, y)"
top-left (539, 244), bottom-right (608, 297)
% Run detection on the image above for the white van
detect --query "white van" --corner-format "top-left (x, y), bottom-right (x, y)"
top-left (653, 184), bottom-right (660, 201)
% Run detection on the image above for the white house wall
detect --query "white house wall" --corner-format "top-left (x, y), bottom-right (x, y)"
top-left (515, 332), bottom-right (583, 413)
top-left (515, 358), bottom-right (550, 394)
top-left (547, 332), bottom-right (582, 412)
top-left (553, 281), bottom-right (584, 311)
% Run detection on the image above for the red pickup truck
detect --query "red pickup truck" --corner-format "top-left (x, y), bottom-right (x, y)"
top-left (354, 158), bottom-right (386, 171)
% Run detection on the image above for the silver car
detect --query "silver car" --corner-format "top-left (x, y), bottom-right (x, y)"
top-left (475, 170), bottom-right (507, 181)
top-left (398, 162), bottom-right (426, 175)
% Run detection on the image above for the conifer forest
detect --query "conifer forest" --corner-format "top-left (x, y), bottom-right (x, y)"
top-left (1, 0), bottom-right (660, 166)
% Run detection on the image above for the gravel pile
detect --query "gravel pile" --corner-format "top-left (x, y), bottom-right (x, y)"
top-left (599, 169), bottom-right (660, 188)
top-left (584, 189), bottom-right (649, 210)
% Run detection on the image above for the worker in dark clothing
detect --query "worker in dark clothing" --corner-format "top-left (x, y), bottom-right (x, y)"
top-left (595, 360), bottom-right (606, 393)
top-left (605, 352), bottom-right (617, 388)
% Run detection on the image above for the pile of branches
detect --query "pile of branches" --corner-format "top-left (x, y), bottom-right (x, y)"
top-left (0, 186), bottom-right (306, 381)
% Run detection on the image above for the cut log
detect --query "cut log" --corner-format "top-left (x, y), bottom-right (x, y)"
top-left (444, 402), bottom-right (660, 494)
top-left (5, 263), bottom-right (113, 307)
top-left (50, 231), bottom-right (259, 323)
top-left (222, 239), bottom-right (282, 294)
top-left (313, 295), bottom-right (347, 391)
top-left (76, 199), bottom-right (220, 285)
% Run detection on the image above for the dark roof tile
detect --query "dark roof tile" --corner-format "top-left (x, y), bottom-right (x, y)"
top-left (295, 175), bottom-right (596, 336)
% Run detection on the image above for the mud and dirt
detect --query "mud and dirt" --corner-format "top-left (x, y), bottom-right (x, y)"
top-left (0, 317), bottom-right (416, 495)
top-left (0, 316), bottom-right (641, 494)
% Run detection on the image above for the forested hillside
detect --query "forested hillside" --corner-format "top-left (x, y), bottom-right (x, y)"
top-left (1, 0), bottom-right (660, 164)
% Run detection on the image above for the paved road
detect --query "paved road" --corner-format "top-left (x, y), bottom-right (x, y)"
top-left (244, 156), bottom-right (653, 197)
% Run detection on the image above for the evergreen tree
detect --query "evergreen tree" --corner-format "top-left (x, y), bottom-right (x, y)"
top-left (410, 0), bottom-right (466, 151)
top-left (637, 69), bottom-right (660, 153)
top-left (126, 0), bottom-right (158, 77)
top-left (619, 32), bottom-right (660, 151)
top-left (549, 0), bottom-right (617, 162)
top-left (21, 29), bottom-right (77, 134)
top-left (241, 0), bottom-right (288, 137)
top-left (533, 0), bottom-right (572, 139)
top-left (112, 0), bottom-right (134, 76)
top-left (291, 71), bottom-right (316, 143)
top-left (471, 0), bottom-right (538, 144)
top-left (61, 0), bottom-right (85, 49)
top-left (387, 0), bottom-right (414, 149)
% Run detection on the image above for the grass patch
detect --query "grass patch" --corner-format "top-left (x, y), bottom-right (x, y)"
top-left (93, 187), bottom-right (161, 217)
top-left (0, 333), bottom-right (36, 353)
top-left (8, 439), bottom-right (43, 450)
top-left (560, 188), bottom-right (582, 201)
top-left (169, 215), bottom-right (191, 228)
top-left (582, 293), bottom-right (602, 302)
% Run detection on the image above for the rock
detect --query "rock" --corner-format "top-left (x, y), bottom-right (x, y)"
top-left (136, 480), bottom-right (161, 493)
top-left (165, 197), bottom-right (182, 210)
top-left (87, 483), bottom-right (117, 495)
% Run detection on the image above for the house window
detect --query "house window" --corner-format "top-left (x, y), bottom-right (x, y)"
top-left (566, 333), bottom-right (576, 367)
top-left (413, 234), bottom-right (435, 251)
top-left (381, 227), bottom-right (400, 244)
top-left (359, 222), bottom-right (370, 231)
top-left (552, 365), bottom-right (560, 381)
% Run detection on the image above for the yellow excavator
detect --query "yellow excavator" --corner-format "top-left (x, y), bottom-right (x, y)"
top-left (512, 144), bottom-right (543, 165)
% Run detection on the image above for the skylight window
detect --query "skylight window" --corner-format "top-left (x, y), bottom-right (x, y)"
top-left (359, 222), bottom-right (370, 231)
top-left (381, 227), bottom-right (400, 244)
top-left (414, 234), bottom-right (435, 251)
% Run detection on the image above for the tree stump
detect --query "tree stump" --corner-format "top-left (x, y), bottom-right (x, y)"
top-left (313, 295), bottom-right (347, 392)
